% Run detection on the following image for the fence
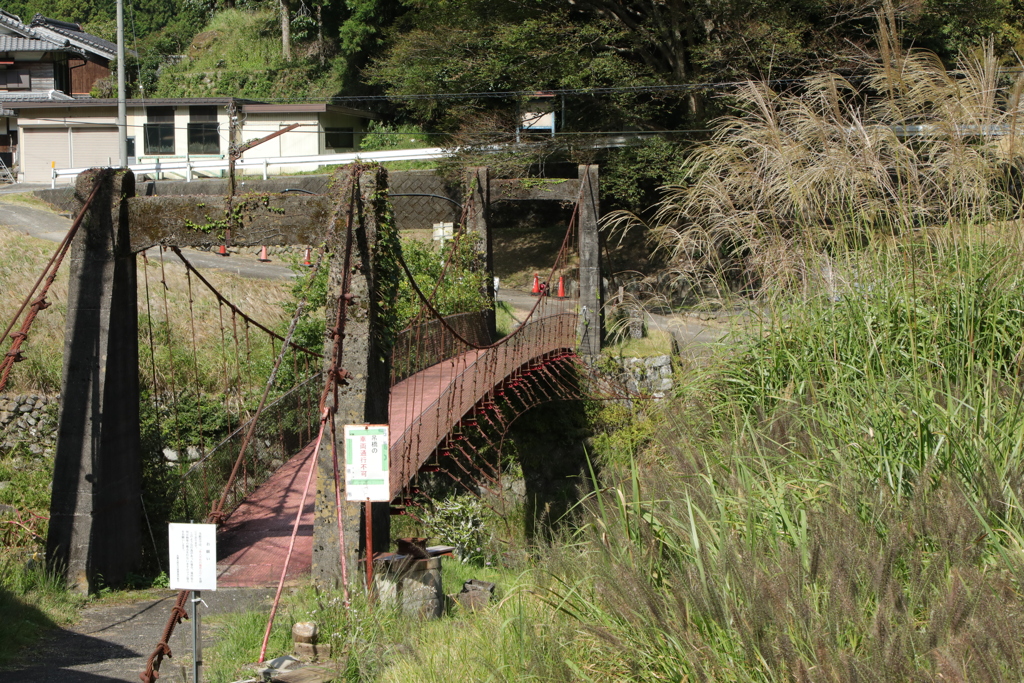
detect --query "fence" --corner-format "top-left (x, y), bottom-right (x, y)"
top-left (50, 147), bottom-right (451, 188)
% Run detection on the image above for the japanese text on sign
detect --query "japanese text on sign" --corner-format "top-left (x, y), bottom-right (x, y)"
top-left (168, 523), bottom-right (217, 591)
top-left (344, 424), bottom-right (390, 501)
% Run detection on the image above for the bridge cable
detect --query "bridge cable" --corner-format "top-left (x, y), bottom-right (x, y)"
top-left (170, 246), bottom-right (323, 360)
top-left (0, 172), bottom-right (107, 393)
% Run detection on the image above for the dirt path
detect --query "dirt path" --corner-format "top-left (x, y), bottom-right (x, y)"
top-left (0, 588), bottom-right (273, 682)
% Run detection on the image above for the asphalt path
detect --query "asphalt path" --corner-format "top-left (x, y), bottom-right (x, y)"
top-left (0, 200), bottom-right (298, 281)
top-left (0, 588), bottom-right (274, 682)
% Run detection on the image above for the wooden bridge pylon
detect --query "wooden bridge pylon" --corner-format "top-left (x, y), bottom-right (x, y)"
top-left (46, 163), bottom-right (602, 592)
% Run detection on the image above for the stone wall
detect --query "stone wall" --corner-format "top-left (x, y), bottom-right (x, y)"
top-left (0, 394), bottom-right (59, 455)
top-left (603, 355), bottom-right (674, 398)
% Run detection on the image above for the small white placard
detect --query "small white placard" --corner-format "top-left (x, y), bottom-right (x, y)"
top-left (168, 523), bottom-right (218, 591)
top-left (432, 222), bottom-right (454, 242)
top-left (345, 424), bottom-right (390, 502)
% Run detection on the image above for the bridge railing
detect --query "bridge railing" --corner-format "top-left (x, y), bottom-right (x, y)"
top-left (388, 312), bottom-right (577, 499)
top-left (177, 372), bottom-right (322, 522)
top-left (390, 310), bottom-right (493, 385)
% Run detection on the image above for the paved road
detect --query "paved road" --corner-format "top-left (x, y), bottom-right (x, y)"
top-left (498, 284), bottom-right (734, 355)
top-left (0, 200), bottom-right (298, 281)
top-left (0, 588), bottom-right (274, 682)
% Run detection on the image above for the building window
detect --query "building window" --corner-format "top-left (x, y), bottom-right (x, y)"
top-left (187, 106), bottom-right (219, 155)
top-left (5, 70), bottom-right (30, 90)
top-left (144, 106), bottom-right (174, 155)
top-left (324, 128), bottom-right (354, 150)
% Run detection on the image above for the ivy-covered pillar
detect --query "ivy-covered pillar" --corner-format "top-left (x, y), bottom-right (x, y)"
top-left (313, 165), bottom-right (397, 589)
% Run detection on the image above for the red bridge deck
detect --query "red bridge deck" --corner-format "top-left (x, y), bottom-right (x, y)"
top-left (217, 313), bottom-right (577, 586)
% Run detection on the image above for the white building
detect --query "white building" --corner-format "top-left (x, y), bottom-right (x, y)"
top-left (10, 97), bottom-right (378, 182)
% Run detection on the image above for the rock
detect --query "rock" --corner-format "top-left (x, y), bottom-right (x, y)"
top-left (0, 503), bottom-right (15, 515)
top-left (0, 481), bottom-right (10, 491)
top-left (456, 579), bottom-right (496, 611)
top-left (18, 404), bottom-right (31, 413)
top-left (3, 402), bottom-right (15, 412)
top-left (292, 621), bottom-right (317, 644)
top-left (660, 365), bottom-right (672, 378)
top-left (25, 416), bottom-right (36, 426)
top-left (28, 443), bottom-right (42, 455)
top-left (187, 446), bottom-right (201, 461)
top-left (651, 354), bottom-right (671, 368)
top-left (259, 654), bottom-right (301, 677)
top-left (163, 448), bottom-right (179, 462)
top-left (659, 378), bottom-right (673, 391)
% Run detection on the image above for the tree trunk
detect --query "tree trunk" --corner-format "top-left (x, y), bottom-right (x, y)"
top-left (280, 0), bottom-right (292, 61)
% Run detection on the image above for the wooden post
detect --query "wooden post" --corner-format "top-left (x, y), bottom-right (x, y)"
top-left (47, 168), bottom-right (141, 593)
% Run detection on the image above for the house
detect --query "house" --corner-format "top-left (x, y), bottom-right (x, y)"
top-left (10, 97), bottom-right (379, 182)
top-left (0, 10), bottom-right (117, 169)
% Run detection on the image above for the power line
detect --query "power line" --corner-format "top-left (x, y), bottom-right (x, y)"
top-left (150, 75), bottom-right (806, 103)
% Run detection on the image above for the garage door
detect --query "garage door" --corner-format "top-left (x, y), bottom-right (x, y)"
top-left (22, 128), bottom-right (69, 183)
top-left (71, 127), bottom-right (118, 169)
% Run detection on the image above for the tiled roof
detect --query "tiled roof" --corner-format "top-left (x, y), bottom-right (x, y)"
top-left (30, 15), bottom-right (116, 58)
top-left (0, 11), bottom-right (115, 59)
top-left (0, 90), bottom-right (75, 101)
top-left (0, 35), bottom-right (57, 51)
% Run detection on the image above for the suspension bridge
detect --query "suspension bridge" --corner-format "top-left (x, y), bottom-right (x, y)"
top-left (0, 162), bottom-right (604, 681)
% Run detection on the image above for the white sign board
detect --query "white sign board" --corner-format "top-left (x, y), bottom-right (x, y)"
top-left (168, 523), bottom-right (217, 591)
top-left (345, 424), bottom-right (390, 501)
top-left (432, 222), bottom-right (454, 243)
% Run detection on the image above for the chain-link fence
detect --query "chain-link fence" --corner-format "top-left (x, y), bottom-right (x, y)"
top-left (176, 372), bottom-right (322, 523)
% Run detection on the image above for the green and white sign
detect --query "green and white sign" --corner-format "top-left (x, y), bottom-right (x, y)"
top-left (345, 424), bottom-right (390, 501)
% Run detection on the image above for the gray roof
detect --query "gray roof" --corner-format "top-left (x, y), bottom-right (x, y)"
top-left (30, 16), bottom-right (116, 58)
top-left (0, 90), bottom-right (74, 101)
top-left (0, 10), bottom-right (115, 59)
top-left (0, 35), bottom-right (55, 51)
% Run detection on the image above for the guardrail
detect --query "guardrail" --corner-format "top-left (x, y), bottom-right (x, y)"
top-left (50, 147), bottom-right (450, 188)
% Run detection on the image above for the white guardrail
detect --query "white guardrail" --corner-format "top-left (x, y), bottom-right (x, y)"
top-left (50, 147), bottom-right (451, 188)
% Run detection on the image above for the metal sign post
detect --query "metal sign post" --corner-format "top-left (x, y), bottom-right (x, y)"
top-left (191, 590), bottom-right (202, 683)
top-left (168, 523), bottom-right (217, 683)
top-left (344, 425), bottom-right (390, 596)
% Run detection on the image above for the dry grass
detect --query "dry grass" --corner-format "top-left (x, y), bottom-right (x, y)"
top-left (0, 224), bottom-right (293, 394)
top-left (605, 4), bottom-right (1024, 302)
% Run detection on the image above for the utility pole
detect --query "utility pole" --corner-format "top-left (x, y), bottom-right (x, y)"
top-left (116, 0), bottom-right (127, 166)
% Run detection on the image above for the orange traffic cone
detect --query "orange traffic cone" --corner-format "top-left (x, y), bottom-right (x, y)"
top-left (303, 247), bottom-right (313, 267)
top-left (218, 244), bottom-right (229, 257)
top-left (557, 276), bottom-right (566, 298)
top-left (258, 246), bottom-right (270, 262)
top-left (531, 273), bottom-right (540, 296)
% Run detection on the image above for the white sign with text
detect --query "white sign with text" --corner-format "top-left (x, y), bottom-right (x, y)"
top-left (168, 523), bottom-right (217, 591)
top-left (344, 424), bottom-right (390, 502)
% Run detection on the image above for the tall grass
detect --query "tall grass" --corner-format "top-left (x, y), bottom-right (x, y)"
top-left (546, 238), bottom-right (1024, 681)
